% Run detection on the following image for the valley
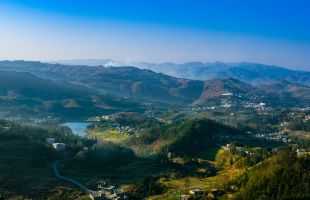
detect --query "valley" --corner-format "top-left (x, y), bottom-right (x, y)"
top-left (0, 61), bottom-right (309, 200)
top-left (1, 1), bottom-right (310, 199)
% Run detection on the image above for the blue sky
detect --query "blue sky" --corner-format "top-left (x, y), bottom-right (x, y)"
top-left (0, 0), bottom-right (309, 70)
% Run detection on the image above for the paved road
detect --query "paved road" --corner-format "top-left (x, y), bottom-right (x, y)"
top-left (52, 159), bottom-right (99, 196)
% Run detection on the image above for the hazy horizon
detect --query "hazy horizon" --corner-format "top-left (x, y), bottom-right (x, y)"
top-left (0, 0), bottom-right (309, 71)
top-left (1, 58), bottom-right (309, 72)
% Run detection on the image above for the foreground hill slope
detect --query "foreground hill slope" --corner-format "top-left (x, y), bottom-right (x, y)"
top-left (234, 149), bottom-right (310, 200)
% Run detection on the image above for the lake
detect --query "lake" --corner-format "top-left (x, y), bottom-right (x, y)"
top-left (62, 122), bottom-right (91, 137)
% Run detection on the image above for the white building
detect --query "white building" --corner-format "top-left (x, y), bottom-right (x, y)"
top-left (180, 194), bottom-right (190, 200)
top-left (52, 143), bottom-right (66, 151)
top-left (189, 189), bottom-right (203, 195)
top-left (221, 103), bottom-right (231, 108)
top-left (222, 92), bottom-right (233, 96)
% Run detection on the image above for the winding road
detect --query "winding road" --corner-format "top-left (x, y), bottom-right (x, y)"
top-left (52, 159), bottom-right (99, 196)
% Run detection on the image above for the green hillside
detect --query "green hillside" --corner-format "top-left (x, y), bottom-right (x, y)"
top-left (0, 71), bottom-right (145, 120)
top-left (234, 149), bottom-right (310, 200)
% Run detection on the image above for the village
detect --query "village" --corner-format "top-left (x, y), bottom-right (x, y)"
top-left (190, 90), bottom-right (267, 112)
top-left (39, 92), bottom-right (309, 200)
top-left (89, 181), bottom-right (128, 200)
top-left (90, 115), bottom-right (139, 134)
top-left (255, 131), bottom-right (292, 143)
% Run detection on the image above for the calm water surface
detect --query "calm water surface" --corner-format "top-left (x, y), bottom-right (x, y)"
top-left (62, 122), bottom-right (91, 136)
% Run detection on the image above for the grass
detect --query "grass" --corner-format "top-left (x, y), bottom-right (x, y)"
top-left (149, 166), bottom-right (246, 200)
top-left (197, 146), bottom-right (221, 161)
top-left (61, 158), bottom-right (168, 188)
top-left (148, 147), bottom-right (248, 199)
top-left (87, 128), bottom-right (130, 143)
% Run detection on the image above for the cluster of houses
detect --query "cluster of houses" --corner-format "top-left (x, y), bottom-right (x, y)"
top-left (191, 101), bottom-right (267, 112)
top-left (221, 102), bottom-right (231, 108)
top-left (191, 106), bottom-right (216, 112)
top-left (296, 148), bottom-right (310, 157)
top-left (226, 144), bottom-right (255, 156)
top-left (282, 111), bottom-right (310, 123)
top-left (280, 121), bottom-right (289, 127)
top-left (92, 115), bottom-right (112, 122)
top-left (221, 91), bottom-right (233, 96)
top-left (188, 89), bottom-right (270, 112)
top-left (299, 107), bottom-right (310, 111)
top-left (243, 102), bottom-right (266, 109)
top-left (91, 123), bottom-right (138, 135)
top-left (255, 131), bottom-right (292, 143)
top-left (91, 115), bottom-right (139, 134)
top-left (287, 112), bottom-right (304, 119)
top-left (46, 138), bottom-right (66, 151)
top-left (220, 91), bottom-right (267, 110)
top-left (89, 182), bottom-right (127, 200)
top-left (179, 188), bottom-right (223, 199)
top-left (108, 125), bottom-right (136, 134)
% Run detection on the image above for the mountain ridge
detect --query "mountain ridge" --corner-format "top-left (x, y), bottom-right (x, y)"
top-left (47, 59), bottom-right (310, 86)
top-left (0, 60), bottom-right (309, 108)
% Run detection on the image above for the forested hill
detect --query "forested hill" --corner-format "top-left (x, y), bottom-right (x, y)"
top-left (0, 60), bottom-right (309, 107)
top-left (0, 70), bottom-right (145, 119)
top-left (0, 71), bottom-right (89, 100)
top-left (234, 149), bottom-right (310, 200)
top-left (127, 118), bottom-right (245, 157)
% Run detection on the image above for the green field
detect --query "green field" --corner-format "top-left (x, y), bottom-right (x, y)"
top-left (87, 128), bottom-right (130, 143)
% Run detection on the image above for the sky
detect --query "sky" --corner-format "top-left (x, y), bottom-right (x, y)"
top-left (0, 0), bottom-right (309, 70)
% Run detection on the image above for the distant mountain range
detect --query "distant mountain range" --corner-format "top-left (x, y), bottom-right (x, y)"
top-left (0, 71), bottom-right (89, 100)
top-left (0, 69), bottom-right (145, 119)
top-left (52, 59), bottom-right (310, 86)
top-left (0, 60), bottom-right (309, 109)
top-left (0, 61), bottom-right (203, 105)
